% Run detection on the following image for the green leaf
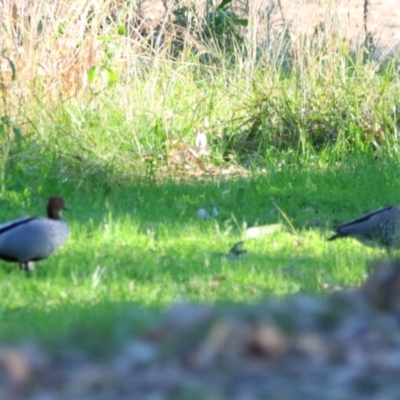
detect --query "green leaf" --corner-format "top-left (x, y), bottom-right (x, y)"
top-left (57, 21), bottom-right (68, 36)
top-left (2, 56), bottom-right (16, 81)
top-left (117, 25), bottom-right (126, 36)
top-left (216, 0), bottom-right (233, 10)
top-left (87, 66), bottom-right (97, 84)
top-left (104, 66), bottom-right (118, 86)
top-left (235, 18), bottom-right (248, 27)
top-left (12, 126), bottom-right (23, 151)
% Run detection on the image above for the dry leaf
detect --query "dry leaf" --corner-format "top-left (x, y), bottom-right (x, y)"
top-left (0, 348), bottom-right (33, 385)
top-left (245, 224), bottom-right (283, 239)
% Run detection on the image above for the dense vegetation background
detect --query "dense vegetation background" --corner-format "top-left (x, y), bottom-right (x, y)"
top-left (1, 0), bottom-right (398, 186)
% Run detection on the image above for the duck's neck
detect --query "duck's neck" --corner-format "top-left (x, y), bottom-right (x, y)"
top-left (47, 208), bottom-right (61, 220)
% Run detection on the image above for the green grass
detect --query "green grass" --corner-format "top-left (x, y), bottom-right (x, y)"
top-left (1, 0), bottom-right (400, 348)
top-left (0, 156), bottom-right (397, 342)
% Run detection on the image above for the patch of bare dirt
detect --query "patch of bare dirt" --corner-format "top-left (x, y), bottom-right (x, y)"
top-left (140, 0), bottom-right (400, 57)
top-left (280, 0), bottom-right (400, 56)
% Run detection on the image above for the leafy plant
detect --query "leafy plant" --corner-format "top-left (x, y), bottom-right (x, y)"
top-left (202, 0), bottom-right (248, 51)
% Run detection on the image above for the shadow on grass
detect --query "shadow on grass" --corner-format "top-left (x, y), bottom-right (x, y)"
top-left (0, 245), bottom-right (374, 343)
top-left (56, 154), bottom-right (400, 233)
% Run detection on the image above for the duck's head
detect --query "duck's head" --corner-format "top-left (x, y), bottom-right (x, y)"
top-left (47, 196), bottom-right (67, 219)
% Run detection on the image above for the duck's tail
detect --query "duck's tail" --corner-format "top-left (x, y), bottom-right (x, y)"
top-left (327, 232), bottom-right (341, 241)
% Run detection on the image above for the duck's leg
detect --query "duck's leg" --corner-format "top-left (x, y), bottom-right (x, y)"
top-left (20, 262), bottom-right (35, 271)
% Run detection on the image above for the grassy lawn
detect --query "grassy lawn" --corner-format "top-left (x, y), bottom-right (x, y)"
top-left (0, 156), bottom-right (396, 342)
top-left (0, 0), bottom-right (400, 368)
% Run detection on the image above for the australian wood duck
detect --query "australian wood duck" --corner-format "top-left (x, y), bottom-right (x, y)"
top-left (0, 196), bottom-right (69, 271)
top-left (328, 205), bottom-right (400, 254)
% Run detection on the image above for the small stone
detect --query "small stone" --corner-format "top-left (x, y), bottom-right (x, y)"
top-left (197, 208), bottom-right (210, 219)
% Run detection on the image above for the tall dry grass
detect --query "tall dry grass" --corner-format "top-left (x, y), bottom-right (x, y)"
top-left (0, 0), bottom-right (397, 186)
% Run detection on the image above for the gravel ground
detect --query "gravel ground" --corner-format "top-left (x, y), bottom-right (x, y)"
top-left (2, 259), bottom-right (400, 399)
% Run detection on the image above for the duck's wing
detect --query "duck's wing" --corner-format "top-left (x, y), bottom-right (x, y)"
top-left (0, 217), bottom-right (36, 235)
top-left (328, 206), bottom-right (395, 240)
